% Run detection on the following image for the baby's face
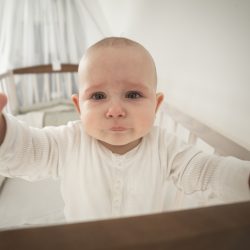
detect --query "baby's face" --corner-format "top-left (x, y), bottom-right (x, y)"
top-left (73, 45), bottom-right (163, 153)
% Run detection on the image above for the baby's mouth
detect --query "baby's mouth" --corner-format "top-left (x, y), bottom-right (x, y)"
top-left (110, 126), bottom-right (127, 132)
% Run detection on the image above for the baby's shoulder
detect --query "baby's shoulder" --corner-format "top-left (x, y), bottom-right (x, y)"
top-left (148, 126), bottom-right (176, 141)
top-left (148, 126), bottom-right (188, 150)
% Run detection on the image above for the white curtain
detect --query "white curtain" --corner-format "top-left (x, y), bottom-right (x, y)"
top-left (0, 0), bottom-right (111, 71)
top-left (0, 0), bottom-right (111, 112)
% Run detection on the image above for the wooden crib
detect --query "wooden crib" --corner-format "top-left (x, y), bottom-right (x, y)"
top-left (0, 64), bottom-right (250, 249)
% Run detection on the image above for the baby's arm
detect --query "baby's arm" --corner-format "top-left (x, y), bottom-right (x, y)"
top-left (0, 92), bottom-right (65, 180)
top-left (0, 93), bottom-right (7, 145)
top-left (164, 133), bottom-right (250, 203)
top-left (186, 155), bottom-right (250, 202)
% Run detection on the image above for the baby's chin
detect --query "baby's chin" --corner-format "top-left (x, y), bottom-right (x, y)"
top-left (99, 139), bottom-right (134, 147)
top-left (98, 137), bottom-right (142, 152)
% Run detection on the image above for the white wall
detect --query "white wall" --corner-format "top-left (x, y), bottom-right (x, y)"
top-left (99, 0), bottom-right (250, 150)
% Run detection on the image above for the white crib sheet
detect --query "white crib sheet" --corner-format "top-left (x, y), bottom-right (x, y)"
top-left (0, 178), bottom-right (65, 230)
top-left (0, 103), bottom-right (78, 230)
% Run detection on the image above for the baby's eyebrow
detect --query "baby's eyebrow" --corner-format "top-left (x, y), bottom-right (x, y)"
top-left (123, 82), bottom-right (150, 91)
top-left (82, 84), bottom-right (104, 96)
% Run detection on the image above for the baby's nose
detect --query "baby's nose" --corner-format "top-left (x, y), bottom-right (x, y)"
top-left (105, 103), bottom-right (126, 118)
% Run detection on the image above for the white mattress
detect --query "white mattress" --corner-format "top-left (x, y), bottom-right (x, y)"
top-left (0, 178), bottom-right (65, 230)
top-left (0, 104), bottom-right (77, 230)
top-left (0, 103), bottom-right (223, 230)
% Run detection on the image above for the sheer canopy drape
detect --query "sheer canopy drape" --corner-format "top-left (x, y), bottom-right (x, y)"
top-left (0, 0), bottom-right (110, 111)
top-left (0, 0), bottom-right (110, 70)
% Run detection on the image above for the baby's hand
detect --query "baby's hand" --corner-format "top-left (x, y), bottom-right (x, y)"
top-left (0, 92), bottom-right (7, 145)
top-left (0, 93), bottom-right (7, 113)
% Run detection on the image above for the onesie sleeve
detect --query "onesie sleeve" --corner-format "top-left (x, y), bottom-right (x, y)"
top-left (178, 153), bottom-right (250, 202)
top-left (163, 132), bottom-right (250, 203)
top-left (0, 113), bottom-right (71, 181)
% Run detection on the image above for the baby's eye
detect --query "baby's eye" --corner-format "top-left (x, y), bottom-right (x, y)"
top-left (90, 92), bottom-right (106, 100)
top-left (126, 91), bottom-right (143, 99)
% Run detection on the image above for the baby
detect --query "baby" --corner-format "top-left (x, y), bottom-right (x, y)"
top-left (0, 37), bottom-right (250, 223)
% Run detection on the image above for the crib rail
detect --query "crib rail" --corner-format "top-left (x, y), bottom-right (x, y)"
top-left (12, 64), bottom-right (78, 74)
top-left (160, 103), bottom-right (250, 161)
top-left (1, 201), bottom-right (250, 250)
top-left (0, 63), bottom-right (78, 115)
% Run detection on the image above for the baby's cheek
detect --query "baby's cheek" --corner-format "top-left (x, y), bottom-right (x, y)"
top-left (80, 112), bottom-right (92, 128)
top-left (138, 114), bottom-right (155, 130)
top-left (82, 110), bottom-right (104, 130)
top-left (80, 116), bottom-right (98, 138)
top-left (142, 109), bottom-right (155, 121)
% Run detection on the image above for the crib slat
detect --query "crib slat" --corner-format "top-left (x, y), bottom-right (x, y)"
top-left (32, 75), bottom-right (39, 103)
top-left (66, 73), bottom-right (73, 98)
top-left (55, 73), bottom-right (61, 99)
top-left (43, 74), bottom-right (50, 102)
top-left (188, 133), bottom-right (197, 145)
top-left (2, 72), bottom-right (19, 115)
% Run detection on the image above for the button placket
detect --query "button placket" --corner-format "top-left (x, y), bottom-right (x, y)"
top-left (111, 157), bottom-right (125, 216)
top-left (112, 178), bottom-right (123, 215)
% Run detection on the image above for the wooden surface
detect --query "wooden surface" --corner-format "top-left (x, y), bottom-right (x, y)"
top-left (0, 201), bottom-right (250, 250)
top-left (12, 64), bottom-right (78, 74)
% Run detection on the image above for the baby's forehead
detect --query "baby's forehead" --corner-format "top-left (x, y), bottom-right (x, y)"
top-left (88, 37), bottom-right (146, 52)
top-left (85, 44), bottom-right (149, 61)
top-left (78, 43), bottom-right (157, 90)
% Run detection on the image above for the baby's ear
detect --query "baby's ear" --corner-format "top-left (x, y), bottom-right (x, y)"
top-left (71, 94), bottom-right (81, 114)
top-left (155, 92), bottom-right (164, 113)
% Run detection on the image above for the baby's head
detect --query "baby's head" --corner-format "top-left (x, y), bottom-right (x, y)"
top-left (72, 37), bottom-right (164, 154)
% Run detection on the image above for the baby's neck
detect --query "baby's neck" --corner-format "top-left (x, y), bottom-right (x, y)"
top-left (99, 138), bottom-right (142, 155)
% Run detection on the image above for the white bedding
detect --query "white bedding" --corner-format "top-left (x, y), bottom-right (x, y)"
top-left (0, 176), bottom-right (5, 188)
top-left (0, 103), bottom-right (240, 230)
top-left (0, 104), bottom-right (77, 230)
top-left (0, 178), bottom-right (65, 230)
